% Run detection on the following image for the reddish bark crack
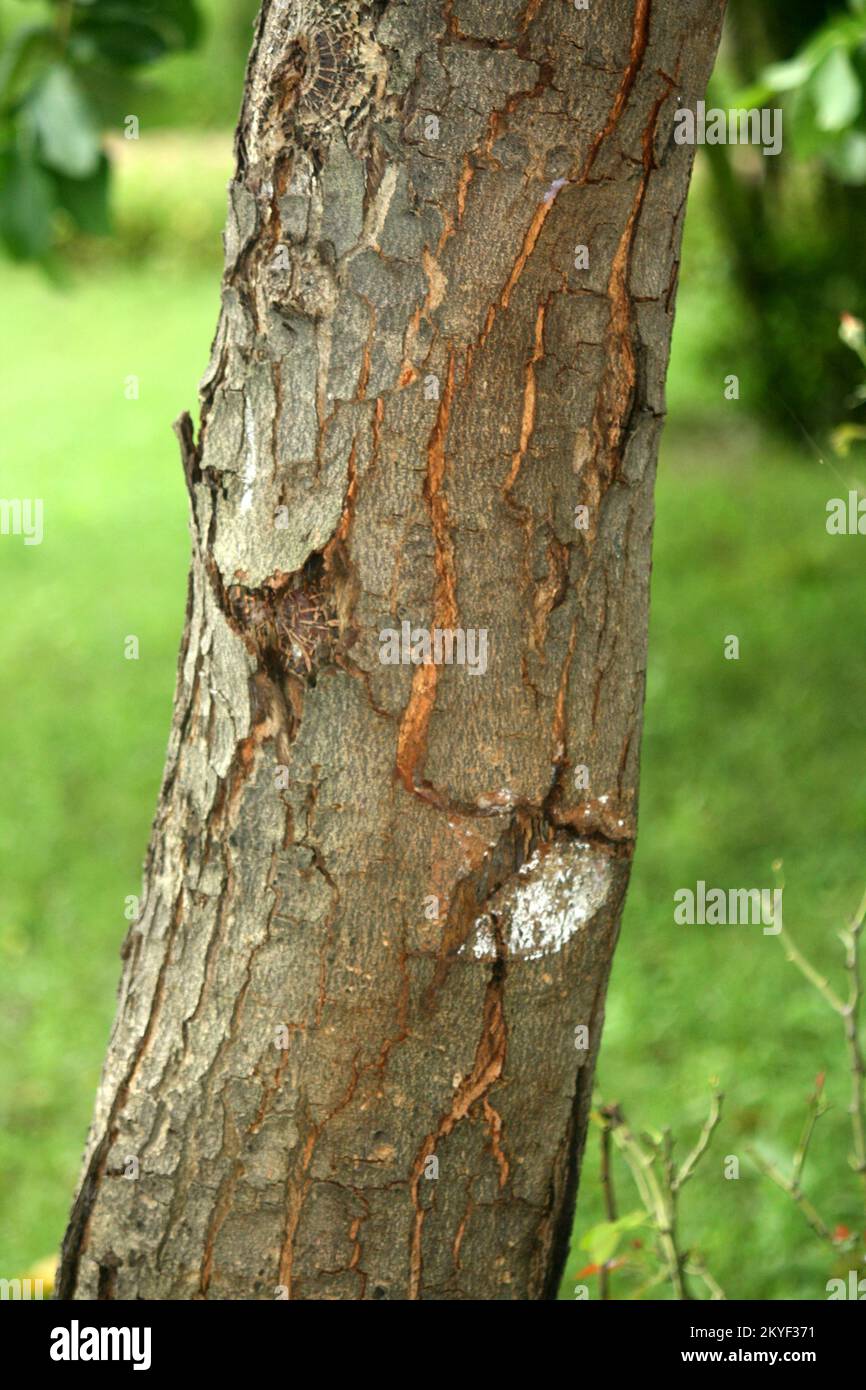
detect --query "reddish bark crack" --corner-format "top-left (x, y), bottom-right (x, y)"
top-left (575, 0), bottom-right (653, 184)
top-left (408, 957), bottom-right (508, 1299)
top-left (395, 349), bottom-right (458, 803)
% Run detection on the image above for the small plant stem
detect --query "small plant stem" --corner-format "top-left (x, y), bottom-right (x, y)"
top-left (674, 1090), bottom-right (723, 1193)
top-left (612, 1120), bottom-right (689, 1299)
top-left (841, 915), bottom-right (866, 1208)
top-left (686, 1257), bottom-right (726, 1301)
top-left (776, 923), bottom-right (845, 1015)
top-left (773, 884), bottom-right (866, 1218)
top-left (791, 1076), bottom-right (826, 1193)
top-left (599, 1110), bottom-right (618, 1301)
top-left (746, 1146), bottom-right (833, 1244)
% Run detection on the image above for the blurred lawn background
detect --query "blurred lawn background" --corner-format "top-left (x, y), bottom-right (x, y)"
top-left (2, 0), bottom-right (866, 1300)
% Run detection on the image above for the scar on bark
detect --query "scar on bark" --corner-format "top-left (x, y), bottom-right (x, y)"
top-left (395, 351), bottom-right (458, 803)
top-left (226, 563), bottom-right (340, 683)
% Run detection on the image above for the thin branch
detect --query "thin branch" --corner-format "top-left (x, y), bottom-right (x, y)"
top-left (685, 1257), bottom-right (726, 1301)
top-left (772, 874), bottom-right (866, 1217)
top-left (674, 1090), bottom-right (724, 1193)
top-left (791, 1075), bottom-right (827, 1193)
top-left (776, 922), bottom-right (846, 1015)
top-left (611, 1117), bottom-right (689, 1299)
top-left (598, 1108), bottom-right (619, 1301)
top-left (746, 1145), bottom-right (834, 1245)
top-left (840, 915), bottom-right (866, 1206)
top-left (602, 1092), bottom-right (725, 1302)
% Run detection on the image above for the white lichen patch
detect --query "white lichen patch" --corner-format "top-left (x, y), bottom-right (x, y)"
top-left (542, 176), bottom-right (567, 204)
top-left (461, 841), bottom-right (612, 962)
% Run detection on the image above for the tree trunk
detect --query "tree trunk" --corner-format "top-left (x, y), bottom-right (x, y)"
top-left (59, 0), bottom-right (725, 1301)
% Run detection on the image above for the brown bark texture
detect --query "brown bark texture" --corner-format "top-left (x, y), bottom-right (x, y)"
top-left (59, 0), bottom-right (725, 1300)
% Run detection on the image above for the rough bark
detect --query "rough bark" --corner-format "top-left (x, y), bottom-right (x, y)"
top-left (59, 0), bottom-right (725, 1301)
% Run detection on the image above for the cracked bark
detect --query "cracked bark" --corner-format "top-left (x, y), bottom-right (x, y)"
top-left (59, 0), bottom-right (725, 1301)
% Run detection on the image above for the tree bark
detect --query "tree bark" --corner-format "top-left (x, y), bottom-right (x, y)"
top-left (59, 0), bottom-right (725, 1301)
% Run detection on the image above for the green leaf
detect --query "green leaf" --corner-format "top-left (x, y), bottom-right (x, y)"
top-left (0, 148), bottom-right (55, 259)
top-left (579, 1211), bottom-right (646, 1267)
top-left (811, 46), bottom-right (862, 131)
top-left (786, 86), bottom-right (835, 162)
top-left (0, 24), bottom-right (59, 108)
top-left (824, 130), bottom-right (866, 184)
top-left (53, 152), bottom-right (111, 235)
top-left (78, 1), bottom-right (202, 62)
top-left (762, 55), bottom-right (818, 94)
top-left (74, 16), bottom-right (171, 68)
top-left (25, 64), bottom-right (101, 177)
top-left (831, 423), bottom-right (866, 456)
top-left (760, 14), bottom-right (866, 99)
top-left (139, 0), bottom-right (202, 49)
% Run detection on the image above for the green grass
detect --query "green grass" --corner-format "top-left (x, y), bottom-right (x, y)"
top-left (566, 421), bottom-right (866, 1300)
top-left (1, 139), bottom-right (865, 1299)
top-left (0, 259), bottom-right (219, 1275)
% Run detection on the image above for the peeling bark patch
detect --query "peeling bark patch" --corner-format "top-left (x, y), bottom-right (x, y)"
top-left (253, 2), bottom-right (387, 154)
top-left (462, 840), bottom-right (612, 961)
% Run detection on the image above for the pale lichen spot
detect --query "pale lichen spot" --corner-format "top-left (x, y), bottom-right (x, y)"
top-left (461, 840), bottom-right (612, 962)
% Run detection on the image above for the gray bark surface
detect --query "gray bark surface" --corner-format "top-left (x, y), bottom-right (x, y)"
top-left (59, 0), bottom-right (725, 1300)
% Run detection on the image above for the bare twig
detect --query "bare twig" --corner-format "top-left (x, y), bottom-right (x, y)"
top-left (767, 867), bottom-right (866, 1221)
top-left (598, 1108), bottom-right (619, 1301)
top-left (674, 1089), bottom-right (723, 1193)
top-left (791, 1074), bottom-right (827, 1193)
top-left (612, 1122), bottom-right (688, 1298)
top-left (746, 1144), bottom-right (834, 1245)
top-left (605, 1092), bottom-right (724, 1301)
top-left (776, 922), bottom-right (846, 1015)
top-left (840, 914), bottom-right (866, 1206)
top-left (686, 1256), bottom-right (726, 1301)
